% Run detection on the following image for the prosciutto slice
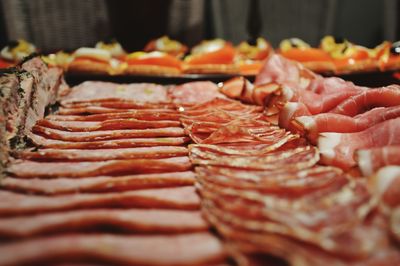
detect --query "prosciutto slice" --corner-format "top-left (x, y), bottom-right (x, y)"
top-left (0, 186), bottom-right (199, 216)
top-left (356, 146), bottom-right (400, 176)
top-left (0, 233), bottom-right (225, 266)
top-left (29, 133), bottom-right (190, 149)
top-left (37, 118), bottom-right (180, 131)
top-left (169, 81), bottom-right (224, 106)
top-left (330, 86), bottom-right (400, 116)
top-left (1, 171), bottom-right (196, 194)
top-left (0, 209), bottom-right (207, 237)
top-left (368, 166), bottom-right (400, 208)
top-left (293, 106), bottom-right (400, 143)
top-left (7, 157), bottom-right (192, 178)
top-left (318, 118), bottom-right (400, 170)
top-left (33, 126), bottom-right (186, 142)
top-left (15, 146), bottom-right (188, 161)
top-left (61, 81), bottom-right (170, 104)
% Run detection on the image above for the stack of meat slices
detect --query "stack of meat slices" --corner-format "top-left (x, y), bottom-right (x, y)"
top-left (0, 81), bottom-right (227, 265)
top-left (184, 66), bottom-right (400, 264)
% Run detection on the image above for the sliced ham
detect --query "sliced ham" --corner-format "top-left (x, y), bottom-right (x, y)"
top-left (15, 146), bottom-right (188, 161)
top-left (356, 146), bottom-right (400, 176)
top-left (62, 100), bottom-right (176, 110)
top-left (183, 97), bottom-right (263, 114)
top-left (1, 171), bottom-right (196, 194)
top-left (36, 118), bottom-right (180, 132)
top-left (368, 166), bottom-right (400, 208)
top-left (318, 118), bottom-right (400, 170)
top-left (29, 133), bottom-right (190, 149)
top-left (61, 81), bottom-right (170, 103)
top-left (0, 209), bottom-right (207, 237)
top-left (46, 111), bottom-right (180, 121)
top-left (0, 233), bottom-right (225, 266)
top-left (33, 126), bottom-right (186, 142)
top-left (330, 86), bottom-right (400, 116)
top-left (7, 156), bottom-right (192, 178)
top-left (169, 81), bottom-right (224, 106)
top-left (0, 186), bottom-right (199, 216)
top-left (293, 106), bottom-right (400, 143)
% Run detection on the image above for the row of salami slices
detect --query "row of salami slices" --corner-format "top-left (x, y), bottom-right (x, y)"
top-left (0, 76), bottom-right (228, 265)
top-left (212, 53), bottom-right (400, 264)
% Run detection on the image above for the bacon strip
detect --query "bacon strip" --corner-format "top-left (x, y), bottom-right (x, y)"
top-left (15, 146), bottom-right (188, 161)
top-left (1, 172), bottom-right (196, 194)
top-left (0, 209), bottom-right (207, 237)
top-left (29, 133), bottom-right (190, 149)
top-left (0, 186), bottom-right (199, 216)
top-left (7, 157), bottom-right (192, 178)
top-left (0, 233), bottom-right (225, 265)
top-left (37, 118), bottom-right (180, 132)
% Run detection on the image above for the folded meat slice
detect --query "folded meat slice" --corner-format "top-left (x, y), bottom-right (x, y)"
top-left (0, 232), bottom-right (225, 266)
top-left (29, 133), bottom-right (189, 149)
top-left (61, 81), bottom-right (170, 104)
top-left (330, 86), bottom-right (400, 116)
top-left (190, 145), bottom-right (319, 171)
top-left (169, 81), bottom-right (224, 107)
top-left (0, 186), bottom-right (199, 216)
top-left (368, 166), bottom-right (400, 209)
top-left (0, 209), bottom-right (207, 237)
top-left (33, 126), bottom-right (186, 142)
top-left (8, 156), bottom-right (192, 178)
top-left (356, 146), bottom-right (400, 176)
top-left (1, 171), bottom-right (196, 194)
top-left (46, 111), bottom-right (180, 121)
top-left (318, 118), bottom-right (400, 170)
top-left (57, 106), bottom-right (175, 115)
top-left (391, 207), bottom-right (400, 243)
top-left (15, 146), bottom-right (188, 161)
top-left (293, 106), bottom-right (400, 144)
top-left (37, 118), bottom-right (180, 131)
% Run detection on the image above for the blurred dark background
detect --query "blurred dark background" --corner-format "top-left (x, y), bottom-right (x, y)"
top-left (0, 0), bottom-right (399, 53)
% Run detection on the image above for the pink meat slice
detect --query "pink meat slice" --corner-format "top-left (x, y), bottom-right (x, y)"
top-left (15, 146), bottom-right (188, 161)
top-left (33, 126), bottom-right (186, 142)
top-left (46, 111), bottom-right (180, 121)
top-left (169, 81), bottom-right (225, 106)
top-left (29, 133), bottom-right (190, 149)
top-left (61, 81), bottom-right (170, 103)
top-left (0, 209), bottom-right (207, 237)
top-left (318, 118), bottom-right (400, 170)
top-left (0, 186), bottom-right (199, 216)
top-left (7, 156), bottom-right (192, 178)
top-left (1, 171), bottom-right (196, 194)
top-left (57, 106), bottom-right (175, 115)
top-left (356, 146), bottom-right (400, 176)
top-left (0, 233), bottom-right (225, 266)
top-left (36, 118), bottom-right (180, 131)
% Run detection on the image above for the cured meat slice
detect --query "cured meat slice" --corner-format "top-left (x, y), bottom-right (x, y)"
top-left (190, 145), bottom-right (319, 171)
top-left (33, 126), bottom-right (186, 142)
top-left (61, 81), bottom-right (170, 103)
top-left (356, 146), bottom-right (400, 176)
top-left (57, 106), bottom-right (175, 115)
top-left (278, 102), bottom-right (311, 131)
top-left (1, 171), bottom-right (196, 194)
top-left (391, 207), bottom-right (400, 243)
top-left (29, 133), bottom-right (190, 149)
top-left (293, 106), bottom-right (400, 143)
top-left (8, 156), bottom-right (192, 178)
top-left (318, 118), bottom-right (400, 170)
top-left (368, 166), bottom-right (400, 208)
top-left (196, 165), bottom-right (345, 196)
top-left (330, 86), bottom-right (400, 116)
top-left (169, 81), bottom-right (225, 106)
top-left (0, 186), bottom-right (199, 216)
top-left (0, 209), bottom-right (207, 237)
top-left (182, 98), bottom-right (263, 115)
top-left (37, 118), bottom-right (180, 131)
top-left (15, 146), bottom-right (188, 161)
top-left (46, 111), bottom-right (180, 121)
top-left (62, 100), bottom-right (176, 110)
top-left (0, 233), bottom-right (225, 265)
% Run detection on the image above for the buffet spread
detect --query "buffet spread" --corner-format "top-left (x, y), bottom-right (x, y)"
top-left (0, 37), bottom-right (400, 265)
